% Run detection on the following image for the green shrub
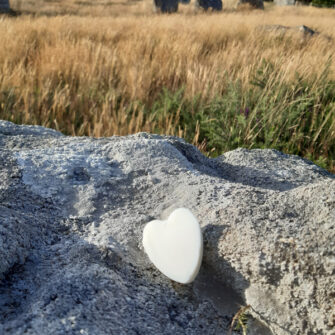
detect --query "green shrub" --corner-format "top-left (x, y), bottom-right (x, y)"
top-left (311, 0), bottom-right (335, 7)
top-left (148, 59), bottom-right (335, 173)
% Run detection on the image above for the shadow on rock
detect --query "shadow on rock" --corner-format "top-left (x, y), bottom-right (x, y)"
top-left (200, 224), bottom-right (274, 335)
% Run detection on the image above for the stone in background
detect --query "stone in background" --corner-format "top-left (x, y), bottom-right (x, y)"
top-left (274, 0), bottom-right (296, 5)
top-left (0, 0), bottom-right (10, 12)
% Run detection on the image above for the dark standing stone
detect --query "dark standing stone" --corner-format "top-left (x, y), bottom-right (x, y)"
top-left (153, 0), bottom-right (179, 13)
top-left (0, 0), bottom-right (10, 13)
top-left (195, 0), bottom-right (223, 10)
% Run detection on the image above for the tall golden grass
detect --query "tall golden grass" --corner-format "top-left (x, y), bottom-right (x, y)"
top-left (0, 2), bottom-right (335, 171)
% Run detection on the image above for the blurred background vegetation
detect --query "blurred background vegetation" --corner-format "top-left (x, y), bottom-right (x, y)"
top-left (0, 1), bottom-right (335, 172)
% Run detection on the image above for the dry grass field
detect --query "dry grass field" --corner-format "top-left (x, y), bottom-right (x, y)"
top-left (1, 0), bottom-right (335, 171)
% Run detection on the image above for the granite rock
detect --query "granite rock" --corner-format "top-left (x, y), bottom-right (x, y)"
top-left (0, 120), bottom-right (334, 335)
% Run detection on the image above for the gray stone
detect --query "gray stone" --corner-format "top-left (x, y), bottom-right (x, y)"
top-left (0, 120), bottom-right (334, 335)
top-left (274, 0), bottom-right (295, 5)
top-left (296, 25), bottom-right (318, 36)
top-left (259, 24), bottom-right (318, 37)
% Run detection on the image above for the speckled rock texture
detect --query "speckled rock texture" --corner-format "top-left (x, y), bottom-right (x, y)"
top-left (0, 120), bottom-right (334, 335)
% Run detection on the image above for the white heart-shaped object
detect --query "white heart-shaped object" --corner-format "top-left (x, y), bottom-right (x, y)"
top-left (143, 208), bottom-right (203, 284)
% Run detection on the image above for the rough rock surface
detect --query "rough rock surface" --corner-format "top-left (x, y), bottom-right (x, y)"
top-left (0, 120), bottom-right (334, 335)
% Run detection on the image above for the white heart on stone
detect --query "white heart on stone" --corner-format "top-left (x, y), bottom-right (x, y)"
top-left (143, 208), bottom-right (203, 284)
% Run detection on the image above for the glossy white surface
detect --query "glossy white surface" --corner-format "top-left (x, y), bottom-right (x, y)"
top-left (143, 208), bottom-right (203, 284)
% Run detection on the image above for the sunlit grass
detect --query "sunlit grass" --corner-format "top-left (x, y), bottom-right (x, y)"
top-left (1, 2), bottom-right (335, 172)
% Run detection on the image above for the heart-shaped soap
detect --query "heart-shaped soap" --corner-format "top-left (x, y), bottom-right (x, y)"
top-left (143, 208), bottom-right (203, 284)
